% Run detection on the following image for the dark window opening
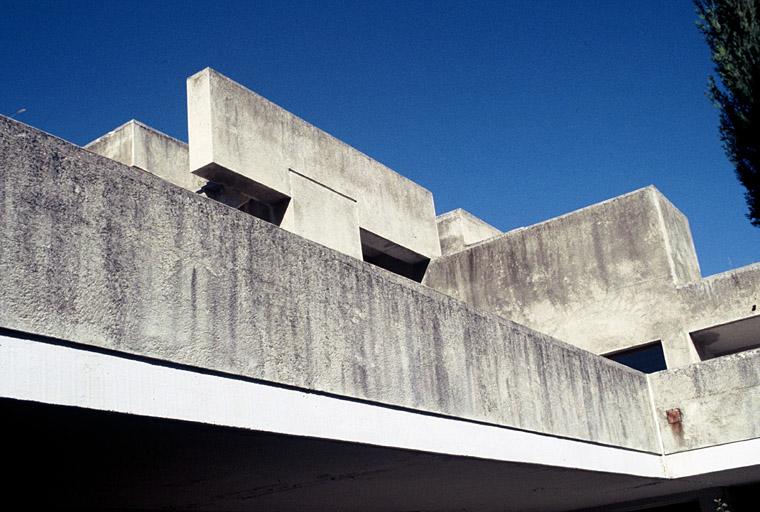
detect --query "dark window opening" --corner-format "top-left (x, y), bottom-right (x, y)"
top-left (238, 195), bottom-right (289, 226)
top-left (690, 315), bottom-right (760, 360)
top-left (604, 341), bottom-right (667, 373)
top-left (360, 229), bottom-right (429, 282)
top-left (194, 162), bottom-right (290, 226)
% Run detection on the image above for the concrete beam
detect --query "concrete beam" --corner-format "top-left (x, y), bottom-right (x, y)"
top-left (0, 332), bottom-right (665, 478)
top-left (2, 331), bottom-right (759, 484)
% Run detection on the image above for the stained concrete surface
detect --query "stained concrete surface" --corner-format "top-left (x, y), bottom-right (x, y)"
top-left (650, 347), bottom-right (760, 453)
top-left (424, 187), bottom-right (759, 369)
top-left (280, 169), bottom-right (363, 258)
top-left (0, 115), bottom-right (657, 452)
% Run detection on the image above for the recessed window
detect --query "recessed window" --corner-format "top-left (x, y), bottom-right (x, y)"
top-left (198, 181), bottom-right (290, 226)
top-left (603, 341), bottom-right (667, 373)
top-left (691, 315), bottom-right (760, 360)
top-left (360, 229), bottom-right (429, 282)
top-left (238, 196), bottom-right (289, 226)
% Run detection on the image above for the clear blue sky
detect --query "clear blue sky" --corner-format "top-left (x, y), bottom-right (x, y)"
top-left (1, 0), bottom-right (757, 276)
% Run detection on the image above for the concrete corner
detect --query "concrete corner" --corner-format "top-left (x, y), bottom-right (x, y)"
top-left (436, 209), bottom-right (501, 256)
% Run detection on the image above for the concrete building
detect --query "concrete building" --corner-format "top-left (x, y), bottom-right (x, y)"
top-left (0, 68), bottom-right (759, 511)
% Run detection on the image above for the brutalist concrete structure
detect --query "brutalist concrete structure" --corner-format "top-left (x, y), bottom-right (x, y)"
top-left (1, 68), bottom-right (759, 511)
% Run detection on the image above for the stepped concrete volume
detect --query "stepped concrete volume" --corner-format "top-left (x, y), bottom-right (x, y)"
top-left (1, 68), bottom-right (759, 511)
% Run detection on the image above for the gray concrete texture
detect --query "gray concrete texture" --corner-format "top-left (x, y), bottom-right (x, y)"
top-left (187, 68), bottom-right (441, 261)
top-left (85, 120), bottom-right (206, 192)
top-left (650, 347), bottom-right (760, 454)
top-left (424, 187), bottom-right (759, 368)
top-left (281, 169), bottom-right (363, 259)
top-left (436, 208), bottom-right (502, 256)
top-left (0, 116), bottom-right (657, 452)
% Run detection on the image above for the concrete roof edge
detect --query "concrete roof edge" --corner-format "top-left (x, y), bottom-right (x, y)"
top-left (130, 119), bottom-right (188, 147)
top-left (436, 208), bottom-right (501, 232)
top-left (83, 119), bottom-right (137, 148)
top-left (435, 186), bottom-right (658, 259)
top-left (681, 261), bottom-right (760, 284)
top-left (85, 119), bottom-right (188, 149)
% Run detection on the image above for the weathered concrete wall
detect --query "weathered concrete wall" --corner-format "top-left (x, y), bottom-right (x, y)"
top-left (654, 193), bottom-right (701, 286)
top-left (85, 120), bottom-right (133, 166)
top-left (0, 116), bottom-right (657, 452)
top-left (187, 68), bottom-right (441, 260)
top-left (436, 209), bottom-right (501, 256)
top-left (423, 187), bottom-right (760, 368)
top-left (653, 265), bottom-right (760, 366)
top-left (425, 187), bottom-right (690, 357)
top-left (86, 120), bottom-right (205, 192)
top-left (650, 347), bottom-right (760, 453)
top-left (677, 264), bottom-right (760, 335)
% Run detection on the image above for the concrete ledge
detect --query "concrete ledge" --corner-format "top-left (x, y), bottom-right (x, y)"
top-left (5, 332), bottom-right (760, 481)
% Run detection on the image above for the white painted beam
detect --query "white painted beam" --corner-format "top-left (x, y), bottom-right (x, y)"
top-left (0, 333), bottom-right (665, 478)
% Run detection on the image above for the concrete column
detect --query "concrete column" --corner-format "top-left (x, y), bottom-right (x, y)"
top-left (661, 329), bottom-right (701, 368)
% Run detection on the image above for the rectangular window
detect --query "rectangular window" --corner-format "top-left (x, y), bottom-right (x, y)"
top-left (360, 229), bottom-right (429, 282)
top-left (603, 341), bottom-right (667, 373)
top-left (690, 315), bottom-right (760, 360)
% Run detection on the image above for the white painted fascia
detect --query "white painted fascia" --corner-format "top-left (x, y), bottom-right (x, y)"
top-left (0, 333), bottom-right (758, 481)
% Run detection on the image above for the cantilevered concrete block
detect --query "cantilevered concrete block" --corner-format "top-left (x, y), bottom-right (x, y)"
top-left (436, 209), bottom-right (501, 256)
top-left (187, 69), bottom-right (290, 202)
top-left (186, 68), bottom-right (441, 263)
top-left (281, 169), bottom-right (362, 259)
top-left (86, 120), bottom-right (205, 192)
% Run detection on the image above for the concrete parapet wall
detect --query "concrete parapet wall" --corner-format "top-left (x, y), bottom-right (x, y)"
top-left (650, 348), bottom-right (760, 453)
top-left (676, 264), bottom-right (760, 334)
top-left (187, 68), bottom-right (441, 260)
top-left (425, 187), bottom-right (699, 357)
top-left (85, 120), bottom-right (205, 192)
top-left (0, 116), bottom-right (657, 452)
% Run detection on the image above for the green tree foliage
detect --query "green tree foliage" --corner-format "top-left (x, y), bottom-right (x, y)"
top-left (695, 0), bottom-right (760, 226)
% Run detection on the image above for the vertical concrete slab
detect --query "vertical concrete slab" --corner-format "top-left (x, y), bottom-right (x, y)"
top-left (649, 348), bottom-right (760, 453)
top-left (282, 170), bottom-right (362, 259)
top-left (653, 190), bottom-right (701, 286)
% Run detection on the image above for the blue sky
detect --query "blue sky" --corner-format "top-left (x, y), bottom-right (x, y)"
top-left (1, 0), bottom-right (756, 276)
